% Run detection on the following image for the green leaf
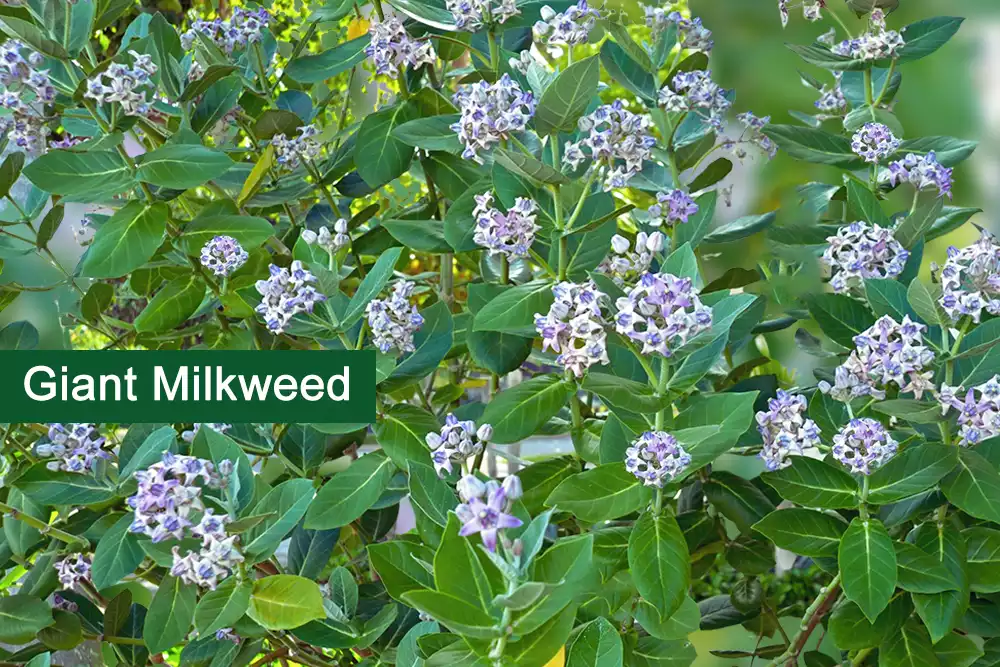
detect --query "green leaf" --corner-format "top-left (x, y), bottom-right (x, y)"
top-left (630, 636), bottom-right (698, 667)
top-left (408, 461), bottom-right (457, 530)
top-left (435, 514), bottom-right (501, 614)
top-left (368, 541), bottom-right (434, 600)
top-left (872, 399), bottom-right (942, 424)
top-left (879, 619), bottom-right (941, 667)
top-left (35, 203), bottom-right (63, 250)
top-left (866, 443), bottom-right (957, 504)
top-left (600, 40), bottom-right (656, 102)
top-left (926, 206), bottom-right (983, 242)
top-left (0, 594), bottom-right (54, 643)
top-left (288, 524), bottom-right (341, 580)
top-left (671, 190), bottom-right (717, 250)
top-left (534, 56), bottom-right (600, 136)
top-left (634, 596), bottom-right (700, 641)
top-left (191, 427), bottom-right (254, 510)
top-left (397, 620), bottom-right (438, 667)
top-left (493, 148), bottom-right (569, 186)
top-left (760, 457), bottom-right (858, 509)
top-left (703, 471), bottom-right (775, 534)
top-left (507, 604), bottom-right (578, 667)
top-left (907, 279), bottom-right (944, 326)
top-left (134, 274), bottom-right (207, 333)
top-left (546, 463), bottom-right (649, 523)
top-left (964, 527), bottom-right (1000, 594)
top-left (343, 247), bottom-right (403, 329)
top-left (933, 633), bottom-right (983, 667)
top-left (629, 512), bottom-right (690, 618)
top-left (674, 392), bottom-right (758, 471)
top-left (392, 115), bottom-right (463, 154)
top-left (3, 488), bottom-right (42, 557)
top-left (383, 219), bottom-right (452, 253)
top-left (400, 590), bottom-right (499, 639)
top-left (701, 211), bottom-right (777, 245)
top-left (194, 577), bottom-right (252, 636)
top-left (941, 448), bottom-right (1000, 523)
top-left (12, 463), bottom-right (116, 505)
top-left (179, 64), bottom-right (238, 102)
top-left (829, 595), bottom-right (911, 651)
top-left (305, 453), bottom-right (396, 529)
top-left (898, 136), bottom-right (977, 167)
top-left (898, 17), bottom-right (965, 63)
top-left (912, 522), bottom-right (969, 644)
top-left (480, 374), bottom-right (574, 444)
top-left (444, 179), bottom-right (493, 252)
top-left (136, 144), bottom-right (233, 190)
top-left (181, 214), bottom-right (274, 254)
top-left (581, 374), bottom-right (670, 413)
top-left (752, 508), bottom-right (846, 557)
top-left (804, 292), bottom-right (875, 348)
top-left (955, 319), bottom-right (1000, 386)
top-left (0, 150), bottom-right (25, 199)
top-left (0, 13), bottom-right (68, 59)
top-left (687, 158), bottom-right (732, 192)
top-left (249, 575), bottom-right (326, 630)
top-left (91, 513), bottom-right (145, 590)
top-left (566, 617), bottom-right (623, 667)
top-left (243, 478), bottom-right (316, 562)
top-left (474, 280), bottom-right (554, 336)
top-left (144, 575), bottom-right (197, 652)
top-left (839, 517), bottom-right (897, 622)
top-left (80, 202), bottom-right (168, 279)
top-left (355, 101), bottom-right (418, 188)
top-left (388, 300), bottom-right (454, 382)
top-left (895, 542), bottom-right (960, 594)
top-left (787, 43), bottom-right (866, 70)
top-left (894, 197), bottom-right (945, 249)
top-left (0, 320), bottom-right (38, 350)
top-left (666, 330), bottom-right (728, 393)
top-left (38, 608), bottom-right (82, 651)
top-left (761, 126), bottom-right (863, 169)
top-left (285, 35), bottom-right (370, 83)
top-left (119, 425), bottom-right (177, 480)
top-left (375, 404), bottom-right (437, 471)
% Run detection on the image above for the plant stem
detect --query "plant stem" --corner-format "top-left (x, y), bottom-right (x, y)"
top-left (0, 502), bottom-right (87, 545)
top-left (770, 573), bottom-right (842, 667)
top-left (499, 255), bottom-right (509, 285)
top-left (873, 60), bottom-right (897, 107)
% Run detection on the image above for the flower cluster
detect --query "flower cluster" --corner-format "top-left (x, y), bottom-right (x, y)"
top-left (940, 376), bottom-right (1000, 446)
top-left (447, 0), bottom-right (519, 32)
top-left (84, 51), bottom-right (158, 116)
top-left (366, 281), bottom-right (424, 354)
top-left (647, 189), bottom-right (699, 227)
top-left (614, 273), bottom-right (713, 358)
top-left (815, 78), bottom-right (847, 114)
top-left (54, 554), bottom-right (91, 589)
top-left (0, 40), bottom-right (56, 153)
top-left (472, 192), bottom-right (539, 259)
top-left (598, 232), bottom-right (664, 286)
top-left (200, 236), bottom-right (249, 277)
top-left (832, 418), bottom-right (898, 475)
top-left (451, 75), bottom-right (535, 163)
top-left (181, 6), bottom-right (270, 54)
top-left (426, 415), bottom-right (493, 476)
top-left (127, 453), bottom-right (242, 589)
top-left (820, 315), bottom-right (935, 402)
top-left (216, 628), bottom-right (240, 644)
top-left (534, 281), bottom-right (610, 377)
top-left (886, 152), bottom-right (953, 198)
top-left (366, 14), bottom-right (436, 78)
top-left (851, 123), bottom-right (901, 163)
top-left (724, 112), bottom-right (777, 160)
top-left (755, 390), bottom-right (821, 471)
top-left (778, 0), bottom-right (822, 27)
top-left (644, 8), bottom-right (713, 52)
top-left (533, 1), bottom-right (599, 51)
top-left (564, 101), bottom-right (656, 190)
top-left (832, 15), bottom-right (905, 61)
top-left (254, 262), bottom-right (326, 334)
top-left (36, 423), bottom-right (108, 473)
top-left (822, 221), bottom-right (910, 293)
top-left (659, 70), bottom-right (732, 132)
top-left (272, 124), bottom-right (322, 170)
top-left (939, 230), bottom-right (1000, 322)
top-left (625, 431), bottom-right (693, 487)
top-left (455, 475), bottom-right (523, 551)
top-left (52, 594), bottom-right (78, 613)
top-left (181, 423), bottom-right (233, 444)
top-left (302, 219), bottom-right (351, 255)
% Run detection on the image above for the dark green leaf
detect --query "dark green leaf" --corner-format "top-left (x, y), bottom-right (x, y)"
top-left (480, 374), bottom-right (574, 444)
top-left (80, 202), bottom-right (168, 279)
top-left (355, 102), bottom-right (418, 188)
top-left (760, 457), bottom-right (858, 509)
top-left (752, 508), bottom-right (846, 557)
top-left (305, 453), bottom-right (396, 529)
top-left (866, 443), bottom-right (957, 504)
top-left (134, 274), bottom-right (206, 333)
top-left (546, 463), bottom-right (650, 523)
top-left (144, 575), bottom-right (197, 652)
top-left (136, 144), bottom-right (233, 190)
top-left (534, 57), bottom-right (600, 136)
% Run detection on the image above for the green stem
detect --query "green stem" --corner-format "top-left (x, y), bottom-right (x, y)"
top-left (0, 502), bottom-right (87, 546)
top-left (253, 42), bottom-right (276, 104)
top-left (564, 167), bottom-right (599, 231)
top-left (859, 475), bottom-right (869, 521)
top-left (769, 573), bottom-right (842, 667)
top-left (851, 648), bottom-right (874, 667)
top-left (487, 30), bottom-right (500, 73)
top-left (305, 159), bottom-right (342, 218)
top-left (873, 60), bottom-right (897, 107)
top-left (499, 255), bottom-right (509, 285)
top-left (654, 361), bottom-right (670, 430)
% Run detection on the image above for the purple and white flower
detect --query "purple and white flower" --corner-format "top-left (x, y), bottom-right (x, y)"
top-left (366, 14), bottom-right (436, 77)
top-left (851, 123), bottom-right (901, 163)
top-left (614, 272), bottom-right (713, 358)
top-left (728, 112), bottom-right (777, 160)
top-left (200, 236), bottom-right (248, 277)
top-left (181, 7), bottom-right (270, 54)
top-left (819, 315), bottom-right (935, 402)
top-left (660, 70), bottom-right (732, 132)
top-left (822, 221), bottom-right (910, 294)
top-left (644, 8), bottom-right (714, 52)
top-left (455, 478), bottom-right (523, 551)
top-left (451, 75), bottom-right (535, 163)
top-left (815, 77), bottom-right (847, 114)
top-left (447, 0), bottom-right (519, 32)
top-left (534, 281), bottom-right (610, 377)
top-left (302, 219), bottom-right (351, 255)
top-left (533, 1), bottom-right (599, 52)
top-left (647, 190), bottom-right (698, 228)
top-left (563, 100), bottom-right (656, 190)
top-left (366, 281), bottom-right (424, 354)
top-left (54, 554), bottom-right (91, 589)
top-left (0, 40), bottom-right (56, 153)
top-left (84, 51), bottom-right (158, 116)
top-left (36, 424), bottom-right (108, 473)
top-left (625, 431), bottom-right (692, 487)
top-left (181, 423), bottom-right (233, 444)
top-left (427, 415), bottom-right (492, 476)
top-left (755, 390), bottom-right (821, 471)
top-left (939, 230), bottom-right (1000, 322)
top-left (832, 28), bottom-right (905, 61)
top-left (778, 0), bottom-right (823, 27)
top-left (940, 375), bottom-right (1000, 446)
top-left (598, 232), bottom-right (664, 287)
top-left (887, 152), bottom-right (953, 198)
top-left (254, 261), bottom-right (326, 334)
top-left (472, 192), bottom-right (539, 259)
top-left (832, 418), bottom-right (898, 475)
top-left (272, 124), bottom-right (322, 170)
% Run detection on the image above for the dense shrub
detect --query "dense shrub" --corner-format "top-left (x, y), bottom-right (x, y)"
top-left (0, 0), bottom-right (991, 666)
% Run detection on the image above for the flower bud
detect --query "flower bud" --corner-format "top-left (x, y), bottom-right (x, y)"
top-left (501, 475), bottom-right (523, 501)
top-left (457, 475), bottom-right (487, 501)
top-left (646, 231), bottom-right (666, 252)
top-left (476, 423), bottom-right (493, 442)
top-left (300, 229), bottom-right (318, 244)
top-left (610, 234), bottom-right (630, 254)
top-left (512, 538), bottom-right (524, 557)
